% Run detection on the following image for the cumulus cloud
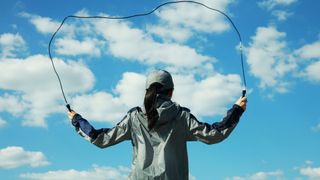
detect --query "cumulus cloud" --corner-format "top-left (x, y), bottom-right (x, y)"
top-left (0, 93), bottom-right (26, 116)
top-left (21, 7), bottom-right (228, 71)
top-left (19, 12), bottom-right (74, 35)
top-left (71, 92), bottom-right (128, 124)
top-left (244, 27), bottom-right (320, 93)
top-left (272, 10), bottom-right (293, 21)
top-left (0, 54), bottom-right (95, 127)
top-left (295, 41), bottom-right (320, 82)
top-left (155, 0), bottom-right (231, 32)
top-left (172, 73), bottom-right (241, 117)
top-left (258, 0), bottom-right (297, 21)
top-left (54, 38), bottom-right (104, 57)
top-left (0, 33), bottom-right (26, 58)
top-left (12, 7), bottom-right (242, 127)
top-left (20, 165), bottom-right (130, 180)
top-left (147, 0), bottom-right (234, 42)
top-left (312, 122), bottom-right (320, 132)
top-left (146, 25), bottom-right (192, 43)
top-left (295, 41), bottom-right (320, 60)
top-left (20, 165), bottom-right (197, 180)
top-left (71, 71), bottom-right (241, 124)
top-left (299, 166), bottom-right (320, 180)
top-left (300, 61), bottom-right (320, 82)
top-left (24, 10), bottom-right (215, 69)
top-left (22, 11), bottom-right (104, 58)
top-left (225, 170), bottom-right (284, 180)
top-left (0, 117), bottom-right (7, 128)
top-left (258, 0), bottom-right (297, 10)
top-left (115, 72), bottom-right (146, 108)
top-left (189, 173), bottom-right (197, 180)
top-left (0, 146), bottom-right (49, 169)
top-left (93, 18), bottom-right (212, 68)
top-left (71, 72), bottom-right (145, 124)
top-left (245, 26), bottom-right (296, 93)
top-left (32, 10), bottom-right (215, 68)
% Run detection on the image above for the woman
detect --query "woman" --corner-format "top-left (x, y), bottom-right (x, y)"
top-left (68, 70), bottom-right (247, 179)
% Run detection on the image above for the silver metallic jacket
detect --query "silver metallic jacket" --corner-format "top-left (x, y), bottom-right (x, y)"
top-left (71, 95), bottom-right (244, 179)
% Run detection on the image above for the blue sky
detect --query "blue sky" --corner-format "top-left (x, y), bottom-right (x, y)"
top-left (1, 0), bottom-right (320, 179)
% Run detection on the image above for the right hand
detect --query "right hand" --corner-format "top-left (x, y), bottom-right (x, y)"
top-left (235, 96), bottom-right (247, 111)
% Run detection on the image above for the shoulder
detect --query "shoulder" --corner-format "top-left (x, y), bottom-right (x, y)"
top-left (179, 106), bottom-right (190, 112)
top-left (127, 106), bottom-right (142, 114)
top-left (116, 107), bottom-right (142, 126)
top-left (178, 106), bottom-right (199, 122)
top-left (126, 107), bottom-right (143, 118)
top-left (177, 106), bottom-right (193, 120)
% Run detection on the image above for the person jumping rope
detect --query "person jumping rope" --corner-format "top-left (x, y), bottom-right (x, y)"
top-left (67, 70), bottom-right (247, 179)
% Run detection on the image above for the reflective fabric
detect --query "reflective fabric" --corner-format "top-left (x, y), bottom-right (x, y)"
top-left (72, 95), bottom-right (244, 180)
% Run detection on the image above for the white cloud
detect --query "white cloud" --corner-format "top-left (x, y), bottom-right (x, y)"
top-left (258, 0), bottom-right (297, 10)
top-left (0, 146), bottom-right (49, 169)
top-left (12, 8), bottom-right (242, 127)
top-left (295, 41), bottom-right (320, 60)
top-left (20, 12), bottom-right (75, 35)
top-left (20, 165), bottom-right (130, 180)
top-left (0, 93), bottom-right (26, 116)
top-left (0, 54), bottom-right (95, 127)
top-left (54, 38), bottom-right (104, 57)
top-left (300, 166), bottom-right (320, 180)
top-left (146, 25), bottom-right (192, 43)
top-left (0, 33), bottom-right (26, 58)
top-left (226, 170), bottom-right (284, 180)
top-left (245, 26), bottom-right (296, 93)
top-left (20, 12), bottom-right (59, 34)
top-left (312, 122), bottom-right (320, 132)
top-left (300, 61), bottom-right (320, 82)
top-left (115, 72), bottom-right (146, 108)
top-left (70, 73), bottom-right (144, 124)
top-left (20, 165), bottom-right (197, 180)
top-left (20, 10), bottom-right (213, 68)
top-left (173, 73), bottom-right (241, 117)
top-left (258, 0), bottom-right (296, 22)
top-left (71, 92), bottom-right (128, 124)
top-left (294, 41), bottom-right (320, 83)
top-left (20, 12), bottom-right (103, 59)
top-left (272, 10), bottom-right (293, 21)
top-left (72, 71), bottom-right (241, 124)
top-left (0, 117), bottom-right (7, 128)
top-left (23, 9), bottom-right (224, 69)
top-left (305, 160), bottom-right (314, 165)
top-left (148, 0), bottom-right (234, 42)
top-left (71, 72), bottom-right (145, 124)
top-left (156, 0), bottom-right (232, 33)
top-left (93, 18), bottom-right (212, 68)
top-left (189, 173), bottom-right (197, 180)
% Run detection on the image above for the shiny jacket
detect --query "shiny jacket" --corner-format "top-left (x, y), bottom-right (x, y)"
top-left (71, 95), bottom-right (244, 179)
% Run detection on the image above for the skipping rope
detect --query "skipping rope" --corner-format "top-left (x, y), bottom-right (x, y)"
top-left (48, 0), bottom-right (248, 112)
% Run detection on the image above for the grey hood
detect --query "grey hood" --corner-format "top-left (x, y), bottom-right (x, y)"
top-left (155, 94), bottom-right (180, 127)
top-left (140, 94), bottom-right (180, 130)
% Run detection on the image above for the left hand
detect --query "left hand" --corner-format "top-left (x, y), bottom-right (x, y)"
top-left (67, 110), bottom-right (77, 120)
top-left (235, 96), bottom-right (247, 111)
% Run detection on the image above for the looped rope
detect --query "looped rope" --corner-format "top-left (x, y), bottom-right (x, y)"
top-left (48, 0), bottom-right (247, 110)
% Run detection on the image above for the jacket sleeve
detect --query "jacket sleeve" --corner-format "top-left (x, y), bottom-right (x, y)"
top-left (185, 104), bottom-right (244, 144)
top-left (71, 113), bottom-right (131, 148)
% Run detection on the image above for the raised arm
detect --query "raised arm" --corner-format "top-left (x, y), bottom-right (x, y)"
top-left (186, 96), bottom-right (247, 144)
top-left (68, 110), bottom-right (132, 148)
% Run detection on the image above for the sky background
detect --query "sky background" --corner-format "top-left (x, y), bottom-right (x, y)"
top-left (1, 0), bottom-right (320, 179)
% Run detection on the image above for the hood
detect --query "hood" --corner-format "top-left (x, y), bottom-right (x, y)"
top-left (154, 94), bottom-right (180, 127)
